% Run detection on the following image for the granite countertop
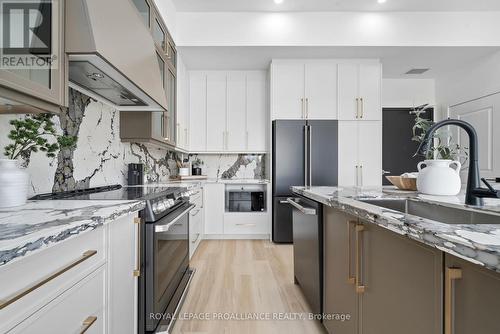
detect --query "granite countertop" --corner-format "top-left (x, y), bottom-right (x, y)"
top-left (292, 186), bottom-right (500, 273)
top-left (0, 200), bottom-right (145, 267)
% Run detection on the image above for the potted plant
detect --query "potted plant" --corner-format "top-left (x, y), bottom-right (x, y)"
top-left (412, 105), bottom-right (467, 196)
top-left (191, 158), bottom-right (204, 176)
top-left (1, 114), bottom-right (76, 207)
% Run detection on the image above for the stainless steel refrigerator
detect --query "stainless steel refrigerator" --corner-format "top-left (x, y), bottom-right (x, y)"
top-left (272, 120), bottom-right (338, 243)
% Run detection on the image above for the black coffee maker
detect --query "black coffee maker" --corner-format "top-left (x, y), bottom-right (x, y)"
top-left (128, 163), bottom-right (144, 185)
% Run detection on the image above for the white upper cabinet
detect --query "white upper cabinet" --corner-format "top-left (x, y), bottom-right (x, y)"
top-left (358, 121), bottom-right (382, 186)
top-left (304, 62), bottom-right (338, 119)
top-left (338, 120), bottom-right (382, 187)
top-left (227, 72), bottom-right (247, 151)
top-left (338, 121), bottom-right (359, 187)
top-left (176, 55), bottom-right (189, 150)
top-left (358, 63), bottom-right (382, 120)
top-left (246, 71), bottom-right (268, 152)
top-left (189, 72), bottom-right (207, 151)
top-left (206, 72), bottom-right (227, 151)
top-left (338, 63), bottom-right (359, 121)
top-left (272, 62), bottom-right (305, 120)
top-left (188, 70), bottom-right (268, 153)
top-left (338, 62), bottom-right (382, 121)
top-left (272, 60), bottom-right (379, 120)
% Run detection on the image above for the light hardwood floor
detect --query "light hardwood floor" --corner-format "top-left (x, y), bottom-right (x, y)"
top-left (172, 240), bottom-right (325, 334)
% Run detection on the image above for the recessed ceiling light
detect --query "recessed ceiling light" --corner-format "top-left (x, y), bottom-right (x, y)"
top-left (377, 0), bottom-right (386, 3)
top-left (274, 0), bottom-right (284, 4)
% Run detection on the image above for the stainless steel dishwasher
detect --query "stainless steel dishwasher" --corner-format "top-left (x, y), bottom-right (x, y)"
top-left (287, 195), bottom-right (323, 316)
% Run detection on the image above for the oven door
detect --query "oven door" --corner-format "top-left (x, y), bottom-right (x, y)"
top-left (145, 202), bottom-right (193, 332)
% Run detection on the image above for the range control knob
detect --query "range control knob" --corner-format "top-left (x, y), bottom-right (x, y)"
top-left (152, 202), bottom-right (160, 214)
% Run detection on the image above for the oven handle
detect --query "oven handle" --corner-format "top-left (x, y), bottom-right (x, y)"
top-left (155, 204), bottom-right (195, 233)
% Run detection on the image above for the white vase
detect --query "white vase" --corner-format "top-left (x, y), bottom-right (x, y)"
top-left (416, 159), bottom-right (462, 196)
top-left (179, 167), bottom-right (190, 176)
top-left (0, 159), bottom-right (29, 208)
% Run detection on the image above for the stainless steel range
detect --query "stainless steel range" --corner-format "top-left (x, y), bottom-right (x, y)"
top-left (30, 185), bottom-right (195, 334)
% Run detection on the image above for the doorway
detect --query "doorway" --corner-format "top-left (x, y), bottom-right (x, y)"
top-left (382, 107), bottom-right (433, 185)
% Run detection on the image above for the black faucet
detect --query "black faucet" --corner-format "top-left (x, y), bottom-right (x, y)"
top-left (415, 118), bottom-right (499, 206)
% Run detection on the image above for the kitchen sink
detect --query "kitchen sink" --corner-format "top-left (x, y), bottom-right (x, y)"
top-left (359, 198), bottom-right (500, 225)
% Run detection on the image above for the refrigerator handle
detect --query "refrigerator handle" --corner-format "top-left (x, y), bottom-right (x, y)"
top-left (308, 125), bottom-right (312, 186)
top-left (304, 125), bottom-right (308, 187)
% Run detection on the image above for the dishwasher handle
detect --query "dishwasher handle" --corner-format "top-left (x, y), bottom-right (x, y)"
top-left (286, 198), bottom-right (317, 215)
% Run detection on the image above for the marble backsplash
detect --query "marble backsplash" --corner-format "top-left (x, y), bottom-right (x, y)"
top-left (0, 89), bottom-right (266, 196)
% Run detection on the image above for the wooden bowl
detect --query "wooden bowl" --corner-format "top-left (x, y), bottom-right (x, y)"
top-left (385, 176), bottom-right (417, 191)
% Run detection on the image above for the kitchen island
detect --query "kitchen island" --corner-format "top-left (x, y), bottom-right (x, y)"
top-left (291, 186), bottom-right (500, 334)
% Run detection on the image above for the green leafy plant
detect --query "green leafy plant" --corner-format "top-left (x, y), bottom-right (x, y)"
top-left (3, 114), bottom-right (77, 161)
top-left (412, 104), bottom-right (467, 162)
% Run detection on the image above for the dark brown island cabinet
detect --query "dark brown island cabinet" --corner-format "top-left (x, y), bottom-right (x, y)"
top-left (445, 254), bottom-right (500, 334)
top-left (324, 206), bottom-right (442, 334)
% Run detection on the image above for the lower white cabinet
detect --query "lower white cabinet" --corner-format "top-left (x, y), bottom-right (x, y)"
top-left (10, 267), bottom-right (106, 334)
top-left (223, 213), bottom-right (269, 235)
top-left (0, 213), bottom-right (139, 334)
top-left (189, 187), bottom-right (204, 258)
top-left (204, 183), bottom-right (225, 235)
top-left (338, 121), bottom-right (382, 187)
top-left (107, 214), bottom-right (140, 333)
top-left (203, 183), bottom-right (271, 239)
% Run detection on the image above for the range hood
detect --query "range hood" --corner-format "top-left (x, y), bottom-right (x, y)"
top-left (65, 0), bottom-right (167, 111)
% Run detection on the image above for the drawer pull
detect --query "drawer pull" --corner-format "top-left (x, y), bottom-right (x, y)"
top-left (347, 220), bottom-right (356, 284)
top-left (0, 250), bottom-right (98, 310)
top-left (355, 224), bottom-right (365, 294)
top-left (80, 316), bottom-right (97, 334)
top-left (445, 268), bottom-right (462, 334)
top-left (236, 223), bottom-right (257, 227)
top-left (134, 217), bottom-right (142, 277)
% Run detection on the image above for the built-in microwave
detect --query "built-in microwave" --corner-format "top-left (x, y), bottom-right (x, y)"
top-left (225, 184), bottom-right (266, 212)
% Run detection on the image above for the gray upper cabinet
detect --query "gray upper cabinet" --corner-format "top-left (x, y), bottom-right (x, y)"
top-left (0, 0), bottom-right (66, 114)
top-left (445, 254), bottom-right (500, 334)
top-left (324, 207), bottom-right (442, 334)
top-left (123, 0), bottom-right (177, 148)
top-left (131, 0), bottom-right (150, 28)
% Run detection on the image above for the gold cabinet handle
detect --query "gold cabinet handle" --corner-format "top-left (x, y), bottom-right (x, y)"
top-left (360, 97), bottom-right (364, 118)
top-left (347, 220), bottom-right (356, 284)
top-left (305, 97), bottom-right (309, 118)
top-left (355, 98), bottom-right (359, 119)
top-left (133, 217), bottom-right (142, 277)
top-left (445, 268), bottom-right (462, 334)
top-left (355, 224), bottom-right (366, 294)
top-left (0, 250), bottom-right (97, 310)
top-left (80, 316), bottom-right (97, 334)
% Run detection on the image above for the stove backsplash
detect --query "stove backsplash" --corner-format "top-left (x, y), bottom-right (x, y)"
top-left (0, 89), bottom-right (266, 196)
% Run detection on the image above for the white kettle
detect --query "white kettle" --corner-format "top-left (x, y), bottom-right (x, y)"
top-left (417, 159), bottom-right (462, 196)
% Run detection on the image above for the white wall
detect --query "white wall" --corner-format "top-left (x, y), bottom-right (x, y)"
top-left (382, 79), bottom-right (436, 108)
top-left (154, 0), bottom-right (177, 40)
top-left (176, 11), bottom-right (500, 47)
top-left (436, 50), bottom-right (500, 113)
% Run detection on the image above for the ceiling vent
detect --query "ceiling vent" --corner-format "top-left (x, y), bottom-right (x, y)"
top-left (405, 68), bottom-right (430, 75)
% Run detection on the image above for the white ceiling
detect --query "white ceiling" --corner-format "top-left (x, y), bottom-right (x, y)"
top-left (178, 46), bottom-right (500, 78)
top-left (172, 0), bottom-right (500, 12)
